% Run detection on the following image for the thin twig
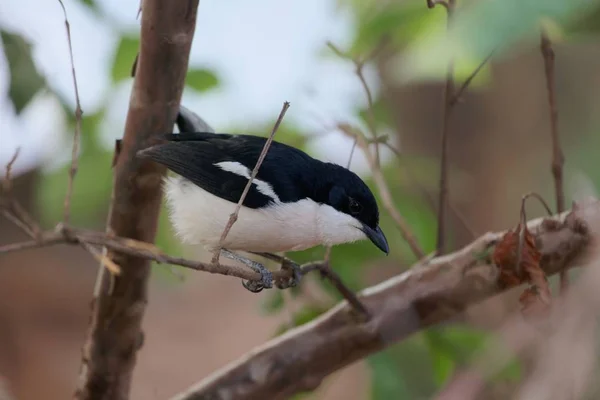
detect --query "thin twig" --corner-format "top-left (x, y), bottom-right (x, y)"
top-left (450, 50), bottom-right (495, 106)
top-left (383, 142), bottom-right (479, 238)
top-left (339, 125), bottom-right (425, 259)
top-left (251, 250), bottom-right (369, 317)
top-left (540, 29), bottom-right (567, 293)
top-left (212, 101), bottom-right (291, 264)
top-left (0, 226), bottom-right (322, 284)
top-left (2, 148), bottom-right (20, 191)
top-left (435, 0), bottom-right (456, 256)
top-left (317, 260), bottom-right (369, 318)
top-left (515, 192), bottom-right (553, 277)
top-left (57, 0), bottom-right (83, 224)
top-left (1, 210), bottom-right (38, 238)
top-left (327, 41), bottom-right (380, 165)
top-left (79, 241), bottom-right (122, 275)
top-left (427, 0), bottom-right (449, 9)
top-left (327, 41), bottom-right (425, 259)
top-left (1, 149), bottom-right (42, 239)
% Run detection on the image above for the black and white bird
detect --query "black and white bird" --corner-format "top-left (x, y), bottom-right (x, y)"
top-left (139, 105), bottom-right (389, 292)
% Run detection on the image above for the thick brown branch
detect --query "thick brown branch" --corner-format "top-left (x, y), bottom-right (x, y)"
top-left (74, 1), bottom-right (200, 399)
top-left (171, 199), bottom-right (597, 400)
top-left (541, 29), bottom-right (567, 292)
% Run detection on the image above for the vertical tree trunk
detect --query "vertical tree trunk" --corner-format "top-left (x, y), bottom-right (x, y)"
top-left (74, 1), bottom-right (200, 399)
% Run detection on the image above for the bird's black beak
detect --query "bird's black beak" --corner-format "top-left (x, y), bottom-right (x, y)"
top-left (361, 224), bottom-right (389, 255)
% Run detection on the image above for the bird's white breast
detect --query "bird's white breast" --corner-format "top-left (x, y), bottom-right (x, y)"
top-left (163, 176), bottom-right (366, 253)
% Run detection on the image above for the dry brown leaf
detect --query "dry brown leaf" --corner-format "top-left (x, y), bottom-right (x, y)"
top-left (493, 223), bottom-right (551, 316)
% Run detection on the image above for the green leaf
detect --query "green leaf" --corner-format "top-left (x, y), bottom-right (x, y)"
top-left (425, 326), bottom-right (523, 387)
top-left (77, 0), bottom-right (99, 12)
top-left (431, 349), bottom-right (456, 387)
top-left (37, 109), bottom-right (112, 227)
top-left (260, 291), bottom-right (285, 315)
top-left (369, 351), bottom-right (411, 399)
top-left (1, 30), bottom-right (46, 114)
top-left (273, 305), bottom-right (327, 336)
top-left (400, 0), bottom-right (597, 82)
top-left (111, 35), bottom-right (139, 82)
top-left (186, 68), bottom-right (219, 92)
top-left (351, 1), bottom-right (445, 55)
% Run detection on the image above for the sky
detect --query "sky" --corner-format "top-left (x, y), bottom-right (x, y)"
top-left (0, 0), bottom-right (390, 177)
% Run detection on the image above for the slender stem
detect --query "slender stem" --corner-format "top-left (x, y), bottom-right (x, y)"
top-left (540, 29), bottom-right (567, 292)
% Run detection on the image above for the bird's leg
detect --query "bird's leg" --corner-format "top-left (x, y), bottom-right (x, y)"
top-left (250, 252), bottom-right (303, 289)
top-left (221, 249), bottom-right (273, 293)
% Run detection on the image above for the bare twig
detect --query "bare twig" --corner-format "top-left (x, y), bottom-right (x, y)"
top-left (427, 0), bottom-right (449, 9)
top-left (1, 149), bottom-right (42, 239)
top-left (339, 125), bottom-right (425, 259)
top-left (383, 142), bottom-right (479, 239)
top-left (327, 41), bottom-right (425, 259)
top-left (316, 261), bottom-right (370, 318)
top-left (515, 192), bottom-right (553, 277)
top-left (0, 226), bottom-right (333, 286)
top-left (327, 41), bottom-right (381, 165)
top-left (253, 250), bottom-right (369, 316)
top-left (57, 0), bottom-right (83, 224)
top-left (212, 101), bottom-right (291, 264)
top-left (171, 199), bottom-right (596, 400)
top-left (540, 29), bottom-right (567, 293)
top-left (450, 50), bottom-right (495, 106)
top-left (79, 240), bottom-right (122, 275)
top-left (2, 148), bottom-right (20, 190)
top-left (434, 0), bottom-right (456, 256)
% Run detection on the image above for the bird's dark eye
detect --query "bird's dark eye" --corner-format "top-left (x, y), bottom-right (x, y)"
top-left (348, 198), bottom-right (362, 215)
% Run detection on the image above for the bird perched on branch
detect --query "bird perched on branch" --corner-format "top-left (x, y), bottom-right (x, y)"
top-left (138, 105), bottom-right (388, 292)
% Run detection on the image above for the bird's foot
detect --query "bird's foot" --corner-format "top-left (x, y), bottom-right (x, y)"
top-left (276, 259), bottom-right (303, 289)
top-left (221, 249), bottom-right (273, 293)
top-left (250, 252), bottom-right (304, 289)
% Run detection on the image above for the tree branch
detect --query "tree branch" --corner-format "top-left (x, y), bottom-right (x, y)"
top-left (0, 225), bottom-right (317, 284)
top-left (434, 0), bottom-right (456, 255)
top-left (540, 29), bottom-right (567, 292)
top-left (73, 1), bottom-right (200, 399)
top-left (171, 198), bottom-right (597, 400)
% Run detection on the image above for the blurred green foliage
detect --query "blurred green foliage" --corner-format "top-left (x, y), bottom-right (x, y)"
top-left (1, 30), bottom-right (46, 114)
top-left (111, 35), bottom-right (139, 82)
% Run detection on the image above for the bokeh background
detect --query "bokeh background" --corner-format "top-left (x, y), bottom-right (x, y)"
top-left (1, 0), bottom-right (600, 399)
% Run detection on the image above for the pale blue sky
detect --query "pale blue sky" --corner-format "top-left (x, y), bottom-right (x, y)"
top-left (0, 0), bottom-right (391, 177)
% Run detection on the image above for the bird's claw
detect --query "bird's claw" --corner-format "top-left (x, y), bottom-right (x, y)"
top-left (242, 261), bottom-right (273, 293)
top-left (276, 259), bottom-right (303, 289)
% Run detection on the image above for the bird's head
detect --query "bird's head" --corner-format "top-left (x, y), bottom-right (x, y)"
top-left (315, 164), bottom-right (389, 255)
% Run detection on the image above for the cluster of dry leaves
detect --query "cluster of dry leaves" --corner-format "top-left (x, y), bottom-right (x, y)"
top-left (493, 196), bottom-right (554, 319)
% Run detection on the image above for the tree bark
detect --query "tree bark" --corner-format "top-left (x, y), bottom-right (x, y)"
top-left (74, 1), bottom-right (199, 399)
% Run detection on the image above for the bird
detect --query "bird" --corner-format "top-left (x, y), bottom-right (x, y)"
top-left (138, 105), bottom-right (389, 292)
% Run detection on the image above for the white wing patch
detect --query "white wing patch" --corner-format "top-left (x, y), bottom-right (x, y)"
top-left (215, 161), bottom-right (281, 203)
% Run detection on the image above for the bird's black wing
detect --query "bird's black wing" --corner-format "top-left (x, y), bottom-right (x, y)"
top-left (138, 132), bottom-right (318, 208)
